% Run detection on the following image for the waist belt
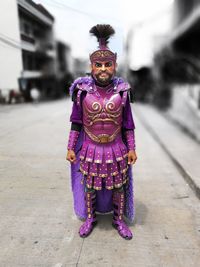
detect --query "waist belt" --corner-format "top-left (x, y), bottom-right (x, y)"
top-left (84, 126), bottom-right (121, 143)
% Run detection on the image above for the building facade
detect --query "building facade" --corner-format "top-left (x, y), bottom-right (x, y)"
top-left (153, 0), bottom-right (200, 142)
top-left (18, 0), bottom-right (58, 101)
top-left (0, 0), bottom-right (73, 103)
top-left (0, 0), bottom-right (23, 102)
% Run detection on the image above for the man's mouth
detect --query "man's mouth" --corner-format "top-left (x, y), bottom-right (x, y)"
top-left (100, 73), bottom-right (108, 77)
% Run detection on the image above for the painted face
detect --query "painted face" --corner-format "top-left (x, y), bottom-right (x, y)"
top-left (91, 60), bottom-right (116, 85)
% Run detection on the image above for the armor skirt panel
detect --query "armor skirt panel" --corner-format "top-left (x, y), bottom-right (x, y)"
top-left (79, 135), bottom-right (128, 190)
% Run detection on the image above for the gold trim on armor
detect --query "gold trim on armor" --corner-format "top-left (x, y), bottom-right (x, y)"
top-left (85, 157), bottom-right (93, 162)
top-left (114, 183), bottom-right (123, 188)
top-left (106, 185), bottom-right (114, 190)
top-left (116, 156), bottom-right (123, 161)
top-left (120, 167), bottom-right (128, 174)
top-left (84, 102), bottom-right (102, 114)
top-left (114, 179), bottom-right (127, 188)
top-left (106, 159), bottom-right (114, 163)
top-left (105, 102), bottom-right (121, 114)
top-left (89, 172), bottom-right (98, 176)
top-left (111, 171), bottom-right (119, 176)
top-left (92, 118), bottom-right (120, 125)
top-left (94, 159), bottom-right (102, 163)
top-left (84, 126), bottom-right (121, 144)
top-left (99, 173), bottom-right (108, 178)
top-left (80, 166), bottom-right (128, 177)
top-left (93, 186), bottom-right (102, 190)
top-left (90, 50), bottom-right (115, 59)
top-left (79, 166), bottom-right (88, 175)
top-left (85, 179), bottom-right (128, 191)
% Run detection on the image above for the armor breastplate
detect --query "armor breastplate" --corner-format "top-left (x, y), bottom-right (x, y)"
top-left (82, 87), bottom-right (123, 143)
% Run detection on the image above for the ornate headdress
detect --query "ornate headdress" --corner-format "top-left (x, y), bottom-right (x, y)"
top-left (89, 24), bottom-right (117, 63)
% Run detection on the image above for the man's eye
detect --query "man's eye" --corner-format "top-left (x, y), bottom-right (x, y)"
top-left (105, 62), bottom-right (112, 67)
top-left (95, 63), bottom-right (102, 67)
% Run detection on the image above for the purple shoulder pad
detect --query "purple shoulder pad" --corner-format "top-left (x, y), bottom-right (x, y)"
top-left (116, 82), bottom-right (131, 93)
top-left (69, 76), bottom-right (94, 96)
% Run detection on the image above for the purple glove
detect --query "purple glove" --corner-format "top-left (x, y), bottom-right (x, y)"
top-left (125, 130), bottom-right (136, 151)
top-left (67, 130), bottom-right (80, 151)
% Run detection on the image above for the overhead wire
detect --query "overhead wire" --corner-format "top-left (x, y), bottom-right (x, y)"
top-left (0, 35), bottom-right (21, 50)
top-left (40, 0), bottom-right (121, 25)
top-left (0, 0), bottom-right (126, 50)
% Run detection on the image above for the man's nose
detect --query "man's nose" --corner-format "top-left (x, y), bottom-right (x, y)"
top-left (101, 64), bottom-right (106, 71)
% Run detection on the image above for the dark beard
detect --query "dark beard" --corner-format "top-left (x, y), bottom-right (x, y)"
top-left (95, 72), bottom-right (113, 85)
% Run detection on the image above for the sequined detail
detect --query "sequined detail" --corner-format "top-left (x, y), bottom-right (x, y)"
top-left (80, 136), bottom-right (128, 190)
top-left (67, 130), bottom-right (79, 150)
top-left (125, 130), bottom-right (136, 151)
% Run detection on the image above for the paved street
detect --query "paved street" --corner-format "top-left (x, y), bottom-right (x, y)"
top-left (0, 98), bottom-right (200, 267)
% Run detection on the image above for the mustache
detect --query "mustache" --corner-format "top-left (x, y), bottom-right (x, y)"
top-left (98, 71), bottom-right (110, 74)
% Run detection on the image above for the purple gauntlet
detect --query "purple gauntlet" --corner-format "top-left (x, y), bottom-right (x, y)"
top-left (67, 130), bottom-right (80, 151)
top-left (125, 130), bottom-right (136, 151)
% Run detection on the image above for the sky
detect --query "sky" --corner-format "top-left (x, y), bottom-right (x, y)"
top-left (35, 0), bottom-right (174, 67)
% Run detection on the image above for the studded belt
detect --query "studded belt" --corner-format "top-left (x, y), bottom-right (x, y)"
top-left (84, 127), bottom-right (121, 143)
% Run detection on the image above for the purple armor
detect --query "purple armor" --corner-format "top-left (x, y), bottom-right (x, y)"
top-left (78, 82), bottom-right (131, 191)
top-left (79, 190), bottom-right (97, 237)
top-left (67, 24), bottom-right (136, 240)
top-left (68, 77), bottom-right (135, 231)
top-left (112, 190), bottom-right (133, 239)
top-left (82, 84), bottom-right (123, 140)
top-left (67, 130), bottom-right (80, 151)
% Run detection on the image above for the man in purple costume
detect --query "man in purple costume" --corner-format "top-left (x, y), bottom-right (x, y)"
top-left (66, 24), bottom-right (137, 240)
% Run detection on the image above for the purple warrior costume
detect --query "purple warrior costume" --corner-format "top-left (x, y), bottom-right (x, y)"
top-left (67, 25), bottom-right (136, 239)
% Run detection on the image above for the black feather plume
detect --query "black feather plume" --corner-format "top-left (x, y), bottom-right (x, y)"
top-left (89, 24), bottom-right (115, 44)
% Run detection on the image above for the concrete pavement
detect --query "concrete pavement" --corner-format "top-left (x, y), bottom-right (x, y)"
top-left (134, 104), bottom-right (200, 199)
top-left (0, 99), bottom-right (200, 266)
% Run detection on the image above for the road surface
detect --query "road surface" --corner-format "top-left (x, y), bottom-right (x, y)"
top-left (0, 99), bottom-right (199, 266)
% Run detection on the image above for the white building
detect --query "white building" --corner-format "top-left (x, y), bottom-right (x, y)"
top-left (0, 0), bottom-right (23, 100)
top-left (18, 0), bottom-right (57, 101)
top-left (0, 0), bottom-right (72, 102)
top-left (126, 9), bottom-right (172, 71)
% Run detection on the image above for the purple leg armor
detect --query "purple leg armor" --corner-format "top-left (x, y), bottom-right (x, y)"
top-left (112, 190), bottom-right (133, 240)
top-left (79, 190), bottom-right (97, 238)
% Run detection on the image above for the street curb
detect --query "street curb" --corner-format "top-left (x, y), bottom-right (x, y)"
top-left (165, 112), bottom-right (200, 145)
top-left (135, 108), bottom-right (200, 200)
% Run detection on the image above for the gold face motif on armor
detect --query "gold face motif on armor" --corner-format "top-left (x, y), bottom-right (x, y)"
top-left (92, 102), bottom-right (101, 113)
top-left (105, 101), bottom-right (121, 116)
top-left (84, 99), bottom-right (121, 126)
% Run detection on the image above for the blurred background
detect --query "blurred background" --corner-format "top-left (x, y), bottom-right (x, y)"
top-left (0, 0), bottom-right (200, 141)
top-left (0, 2), bottom-right (200, 265)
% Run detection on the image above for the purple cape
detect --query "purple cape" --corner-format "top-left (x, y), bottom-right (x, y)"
top-left (69, 76), bottom-right (135, 222)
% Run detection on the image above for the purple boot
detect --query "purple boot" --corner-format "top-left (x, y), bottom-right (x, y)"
top-left (112, 190), bottom-right (133, 240)
top-left (79, 190), bottom-right (97, 238)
